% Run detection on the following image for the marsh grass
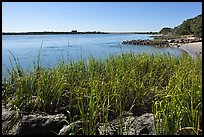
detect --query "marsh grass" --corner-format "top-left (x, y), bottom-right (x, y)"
top-left (2, 52), bottom-right (202, 135)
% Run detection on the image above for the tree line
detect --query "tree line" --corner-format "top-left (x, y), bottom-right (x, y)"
top-left (159, 14), bottom-right (202, 38)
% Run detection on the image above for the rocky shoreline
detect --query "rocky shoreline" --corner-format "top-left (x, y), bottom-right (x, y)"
top-left (2, 103), bottom-right (156, 135)
top-left (122, 35), bottom-right (202, 48)
top-left (122, 39), bottom-right (170, 48)
top-left (2, 83), bottom-right (156, 135)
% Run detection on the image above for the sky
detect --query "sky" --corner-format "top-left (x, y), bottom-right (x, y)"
top-left (2, 2), bottom-right (202, 32)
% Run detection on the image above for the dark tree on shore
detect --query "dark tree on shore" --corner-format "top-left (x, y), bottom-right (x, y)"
top-left (159, 27), bottom-right (172, 35)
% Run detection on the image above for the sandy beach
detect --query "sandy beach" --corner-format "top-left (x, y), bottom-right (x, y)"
top-left (177, 42), bottom-right (202, 58)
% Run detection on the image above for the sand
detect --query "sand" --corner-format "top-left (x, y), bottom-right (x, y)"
top-left (177, 42), bottom-right (202, 58)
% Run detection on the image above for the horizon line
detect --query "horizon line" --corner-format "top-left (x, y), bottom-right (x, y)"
top-left (2, 30), bottom-right (159, 33)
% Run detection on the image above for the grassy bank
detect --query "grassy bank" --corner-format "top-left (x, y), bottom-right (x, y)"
top-left (2, 52), bottom-right (202, 135)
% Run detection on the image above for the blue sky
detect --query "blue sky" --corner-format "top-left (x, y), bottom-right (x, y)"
top-left (2, 2), bottom-right (202, 32)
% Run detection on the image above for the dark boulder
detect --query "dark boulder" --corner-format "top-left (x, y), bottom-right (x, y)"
top-left (2, 105), bottom-right (67, 135)
top-left (16, 113), bottom-right (67, 135)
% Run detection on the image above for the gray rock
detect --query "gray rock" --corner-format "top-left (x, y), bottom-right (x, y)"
top-left (2, 105), bottom-right (19, 135)
top-left (16, 113), bottom-right (67, 135)
top-left (59, 125), bottom-right (72, 135)
top-left (2, 105), bottom-right (67, 135)
top-left (98, 113), bottom-right (156, 135)
top-left (58, 120), bottom-right (82, 135)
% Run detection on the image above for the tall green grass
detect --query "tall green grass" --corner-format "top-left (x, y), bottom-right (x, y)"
top-left (2, 52), bottom-right (202, 135)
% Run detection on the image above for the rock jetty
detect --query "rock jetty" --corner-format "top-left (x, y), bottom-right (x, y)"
top-left (122, 35), bottom-right (202, 48)
top-left (122, 39), bottom-right (170, 48)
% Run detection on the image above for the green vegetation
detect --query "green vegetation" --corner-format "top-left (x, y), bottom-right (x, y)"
top-left (151, 39), bottom-right (168, 45)
top-left (160, 14), bottom-right (202, 38)
top-left (2, 52), bottom-right (202, 135)
top-left (159, 27), bottom-right (172, 35)
top-left (134, 32), bottom-right (159, 34)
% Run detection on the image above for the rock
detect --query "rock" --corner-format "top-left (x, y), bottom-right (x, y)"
top-left (167, 40), bottom-right (172, 43)
top-left (122, 39), bottom-right (170, 47)
top-left (58, 120), bottom-right (82, 135)
top-left (59, 125), bottom-right (72, 135)
top-left (2, 104), bottom-right (19, 135)
top-left (98, 113), bottom-right (156, 135)
top-left (2, 105), bottom-right (67, 135)
top-left (16, 113), bottom-right (67, 135)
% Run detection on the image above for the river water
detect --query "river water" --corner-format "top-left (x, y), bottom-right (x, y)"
top-left (2, 34), bottom-right (186, 79)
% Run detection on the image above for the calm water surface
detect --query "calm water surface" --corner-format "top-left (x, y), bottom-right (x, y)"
top-left (2, 34), bottom-right (186, 79)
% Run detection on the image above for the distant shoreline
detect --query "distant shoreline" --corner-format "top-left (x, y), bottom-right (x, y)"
top-left (2, 32), bottom-right (158, 35)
